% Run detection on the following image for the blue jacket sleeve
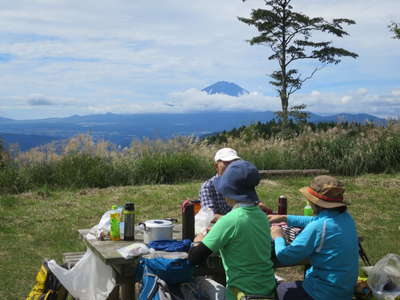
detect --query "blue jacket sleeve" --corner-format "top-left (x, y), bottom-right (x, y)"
top-left (287, 215), bottom-right (317, 228)
top-left (275, 222), bottom-right (319, 265)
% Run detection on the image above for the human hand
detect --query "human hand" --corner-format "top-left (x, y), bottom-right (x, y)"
top-left (268, 214), bottom-right (287, 224)
top-left (211, 214), bottom-right (223, 223)
top-left (270, 225), bottom-right (283, 240)
top-left (258, 201), bottom-right (273, 214)
top-left (194, 233), bottom-right (205, 242)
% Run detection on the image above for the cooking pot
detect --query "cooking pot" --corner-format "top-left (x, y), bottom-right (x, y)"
top-left (139, 219), bottom-right (176, 244)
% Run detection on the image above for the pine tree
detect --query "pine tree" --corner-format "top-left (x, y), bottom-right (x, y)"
top-left (389, 22), bottom-right (400, 39)
top-left (239, 0), bottom-right (358, 122)
top-left (0, 139), bottom-right (7, 168)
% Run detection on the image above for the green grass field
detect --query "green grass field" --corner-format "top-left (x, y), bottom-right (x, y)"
top-left (1, 174), bottom-right (399, 299)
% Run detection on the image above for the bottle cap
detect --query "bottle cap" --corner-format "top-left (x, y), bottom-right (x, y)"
top-left (124, 202), bottom-right (135, 211)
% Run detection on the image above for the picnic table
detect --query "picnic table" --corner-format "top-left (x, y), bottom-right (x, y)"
top-left (78, 224), bottom-right (226, 300)
top-left (78, 226), bottom-right (174, 300)
top-left (78, 224), bottom-right (307, 300)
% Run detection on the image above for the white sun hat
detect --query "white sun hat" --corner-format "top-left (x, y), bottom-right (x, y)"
top-left (214, 148), bottom-right (240, 162)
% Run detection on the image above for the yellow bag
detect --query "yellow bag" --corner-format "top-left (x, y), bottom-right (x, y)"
top-left (25, 261), bottom-right (68, 300)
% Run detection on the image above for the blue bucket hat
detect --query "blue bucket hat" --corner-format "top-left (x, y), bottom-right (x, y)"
top-left (214, 160), bottom-right (260, 203)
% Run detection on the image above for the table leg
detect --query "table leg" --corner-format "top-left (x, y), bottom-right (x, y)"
top-left (107, 286), bottom-right (120, 300)
top-left (120, 282), bottom-right (136, 300)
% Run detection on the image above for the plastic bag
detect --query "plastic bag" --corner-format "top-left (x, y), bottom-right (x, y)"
top-left (364, 253), bottom-right (400, 300)
top-left (47, 248), bottom-right (116, 300)
top-left (194, 207), bottom-right (215, 235)
top-left (87, 207), bottom-right (123, 240)
top-left (117, 242), bottom-right (152, 259)
top-left (194, 276), bottom-right (226, 300)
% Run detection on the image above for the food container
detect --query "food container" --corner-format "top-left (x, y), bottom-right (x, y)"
top-left (139, 219), bottom-right (175, 244)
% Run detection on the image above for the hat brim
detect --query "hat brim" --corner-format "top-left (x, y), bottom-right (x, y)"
top-left (214, 176), bottom-right (259, 203)
top-left (225, 189), bottom-right (259, 203)
top-left (299, 187), bottom-right (348, 208)
top-left (216, 155), bottom-right (240, 162)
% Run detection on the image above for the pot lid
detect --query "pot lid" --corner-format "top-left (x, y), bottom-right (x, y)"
top-left (144, 219), bottom-right (173, 228)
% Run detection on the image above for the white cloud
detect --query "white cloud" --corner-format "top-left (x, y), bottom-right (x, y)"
top-left (295, 89), bottom-right (400, 118)
top-left (392, 89), bottom-right (400, 97)
top-left (311, 90), bottom-right (321, 97)
top-left (81, 87), bottom-right (400, 119)
top-left (356, 88), bottom-right (368, 96)
top-left (341, 96), bottom-right (352, 104)
top-left (86, 89), bottom-right (280, 115)
top-left (2, 86), bottom-right (400, 120)
top-left (0, 94), bottom-right (81, 108)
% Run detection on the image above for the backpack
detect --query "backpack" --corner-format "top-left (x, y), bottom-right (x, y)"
top-left (137, 256), bottom-right (193, 285)
top-left (25, 261), bottom-right (68, 300)
top-left (148, 239), bottom-right (192, 253)
top-left (139, 265), bottom-right (173, 300)
top-left (137, 255), bottom-right (193, 300)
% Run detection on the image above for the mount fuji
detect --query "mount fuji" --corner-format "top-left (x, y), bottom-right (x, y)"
top-left (202, 81), bottom-right (249, 97)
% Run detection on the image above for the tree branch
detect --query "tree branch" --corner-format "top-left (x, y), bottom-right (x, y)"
top-left (288, 66), bottom-right (322, 95)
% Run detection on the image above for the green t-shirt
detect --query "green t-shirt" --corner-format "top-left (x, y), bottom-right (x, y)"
top-left (202, 206), bottom-right (275, 299)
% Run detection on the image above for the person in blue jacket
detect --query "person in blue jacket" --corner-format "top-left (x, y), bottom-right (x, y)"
top-left (269, 175), bottom-right (359, 300)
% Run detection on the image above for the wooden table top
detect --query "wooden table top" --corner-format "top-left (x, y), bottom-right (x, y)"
top-left (78, 223), bottom-right (307, 269)
top-left (78, 224), bottom-right (183, 266)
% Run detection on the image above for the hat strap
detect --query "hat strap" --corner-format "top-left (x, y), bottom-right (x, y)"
top-left (307, 187), bottom-right (343, 202)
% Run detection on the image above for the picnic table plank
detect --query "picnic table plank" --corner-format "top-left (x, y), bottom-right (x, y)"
top-left (78, 224), bottom-right (183, 265)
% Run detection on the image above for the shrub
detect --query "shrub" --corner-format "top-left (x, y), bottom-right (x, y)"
top-left (130, 151), bottom-right (212, 184)
top-left (1, 122), bottom-right (400, 195)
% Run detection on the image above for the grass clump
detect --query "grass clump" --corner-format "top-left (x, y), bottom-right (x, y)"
top-left (0, 135), bottom-right (214, 194)
top-left (211, 121), bottom-right (400, 175)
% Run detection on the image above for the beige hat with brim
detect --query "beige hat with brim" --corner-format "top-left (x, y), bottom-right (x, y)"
top-left (299, 175), bottom-right (349, 208)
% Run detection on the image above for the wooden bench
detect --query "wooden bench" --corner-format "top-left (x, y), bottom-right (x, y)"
top-left (62, 251), bottom-right (86, 269)
top-left (259, 169), bottom-right (329, 177)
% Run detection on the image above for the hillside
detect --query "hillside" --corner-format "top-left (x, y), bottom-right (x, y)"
top-left (0, 111), bottom-right (386, 150)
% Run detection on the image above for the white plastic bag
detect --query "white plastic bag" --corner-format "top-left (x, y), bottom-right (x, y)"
top-left (194, 276), bottom-right (226, 300)
top-left (364, 253), bottom-right (400, 300)
top-left (47, 248), bottom-right (116, 300)
top-left (194, 207), bottom-right (215, 235)
top-left (117, 242), bottom-right (152, 259)
top-left (172, 277), bottom-right (226, 300)
top-left (87, 207), bottom-right (123, 240)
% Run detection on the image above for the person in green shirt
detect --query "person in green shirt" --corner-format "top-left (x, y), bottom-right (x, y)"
top-left (188, 160), bottom-right (276, 300)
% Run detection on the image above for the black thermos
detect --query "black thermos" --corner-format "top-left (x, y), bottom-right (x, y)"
top-left (123, 203), bottom-right (135, 241)
top-left (182, 200), bottom-right (195, 241)
top-left (278, 195), bottom-right (287, 215)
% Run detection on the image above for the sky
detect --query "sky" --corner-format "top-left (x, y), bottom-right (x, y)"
top-left (0, 0), bottom-right (399, 120)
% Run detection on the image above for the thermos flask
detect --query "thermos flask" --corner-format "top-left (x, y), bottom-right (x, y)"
top-left (123, 203), bottom-right (135, 241)
top-left (278, 195), bottom-right (287, 215)
top-left (182, 200), bottom-right (195, 241)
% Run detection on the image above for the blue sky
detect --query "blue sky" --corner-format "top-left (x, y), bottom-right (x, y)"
top-left (0, 0), bottom-right (399, 120)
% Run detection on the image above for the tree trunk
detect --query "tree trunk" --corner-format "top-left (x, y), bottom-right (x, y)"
top-left (280, 89), bottom-right (289, 123)
top-left (280, 0), bottom-right (289, 124)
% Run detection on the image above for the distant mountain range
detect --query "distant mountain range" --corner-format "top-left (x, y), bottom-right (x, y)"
top-left (0, 81), bottom-right (387, 151)
top-left (0, 111), bottom-right (386, 151)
